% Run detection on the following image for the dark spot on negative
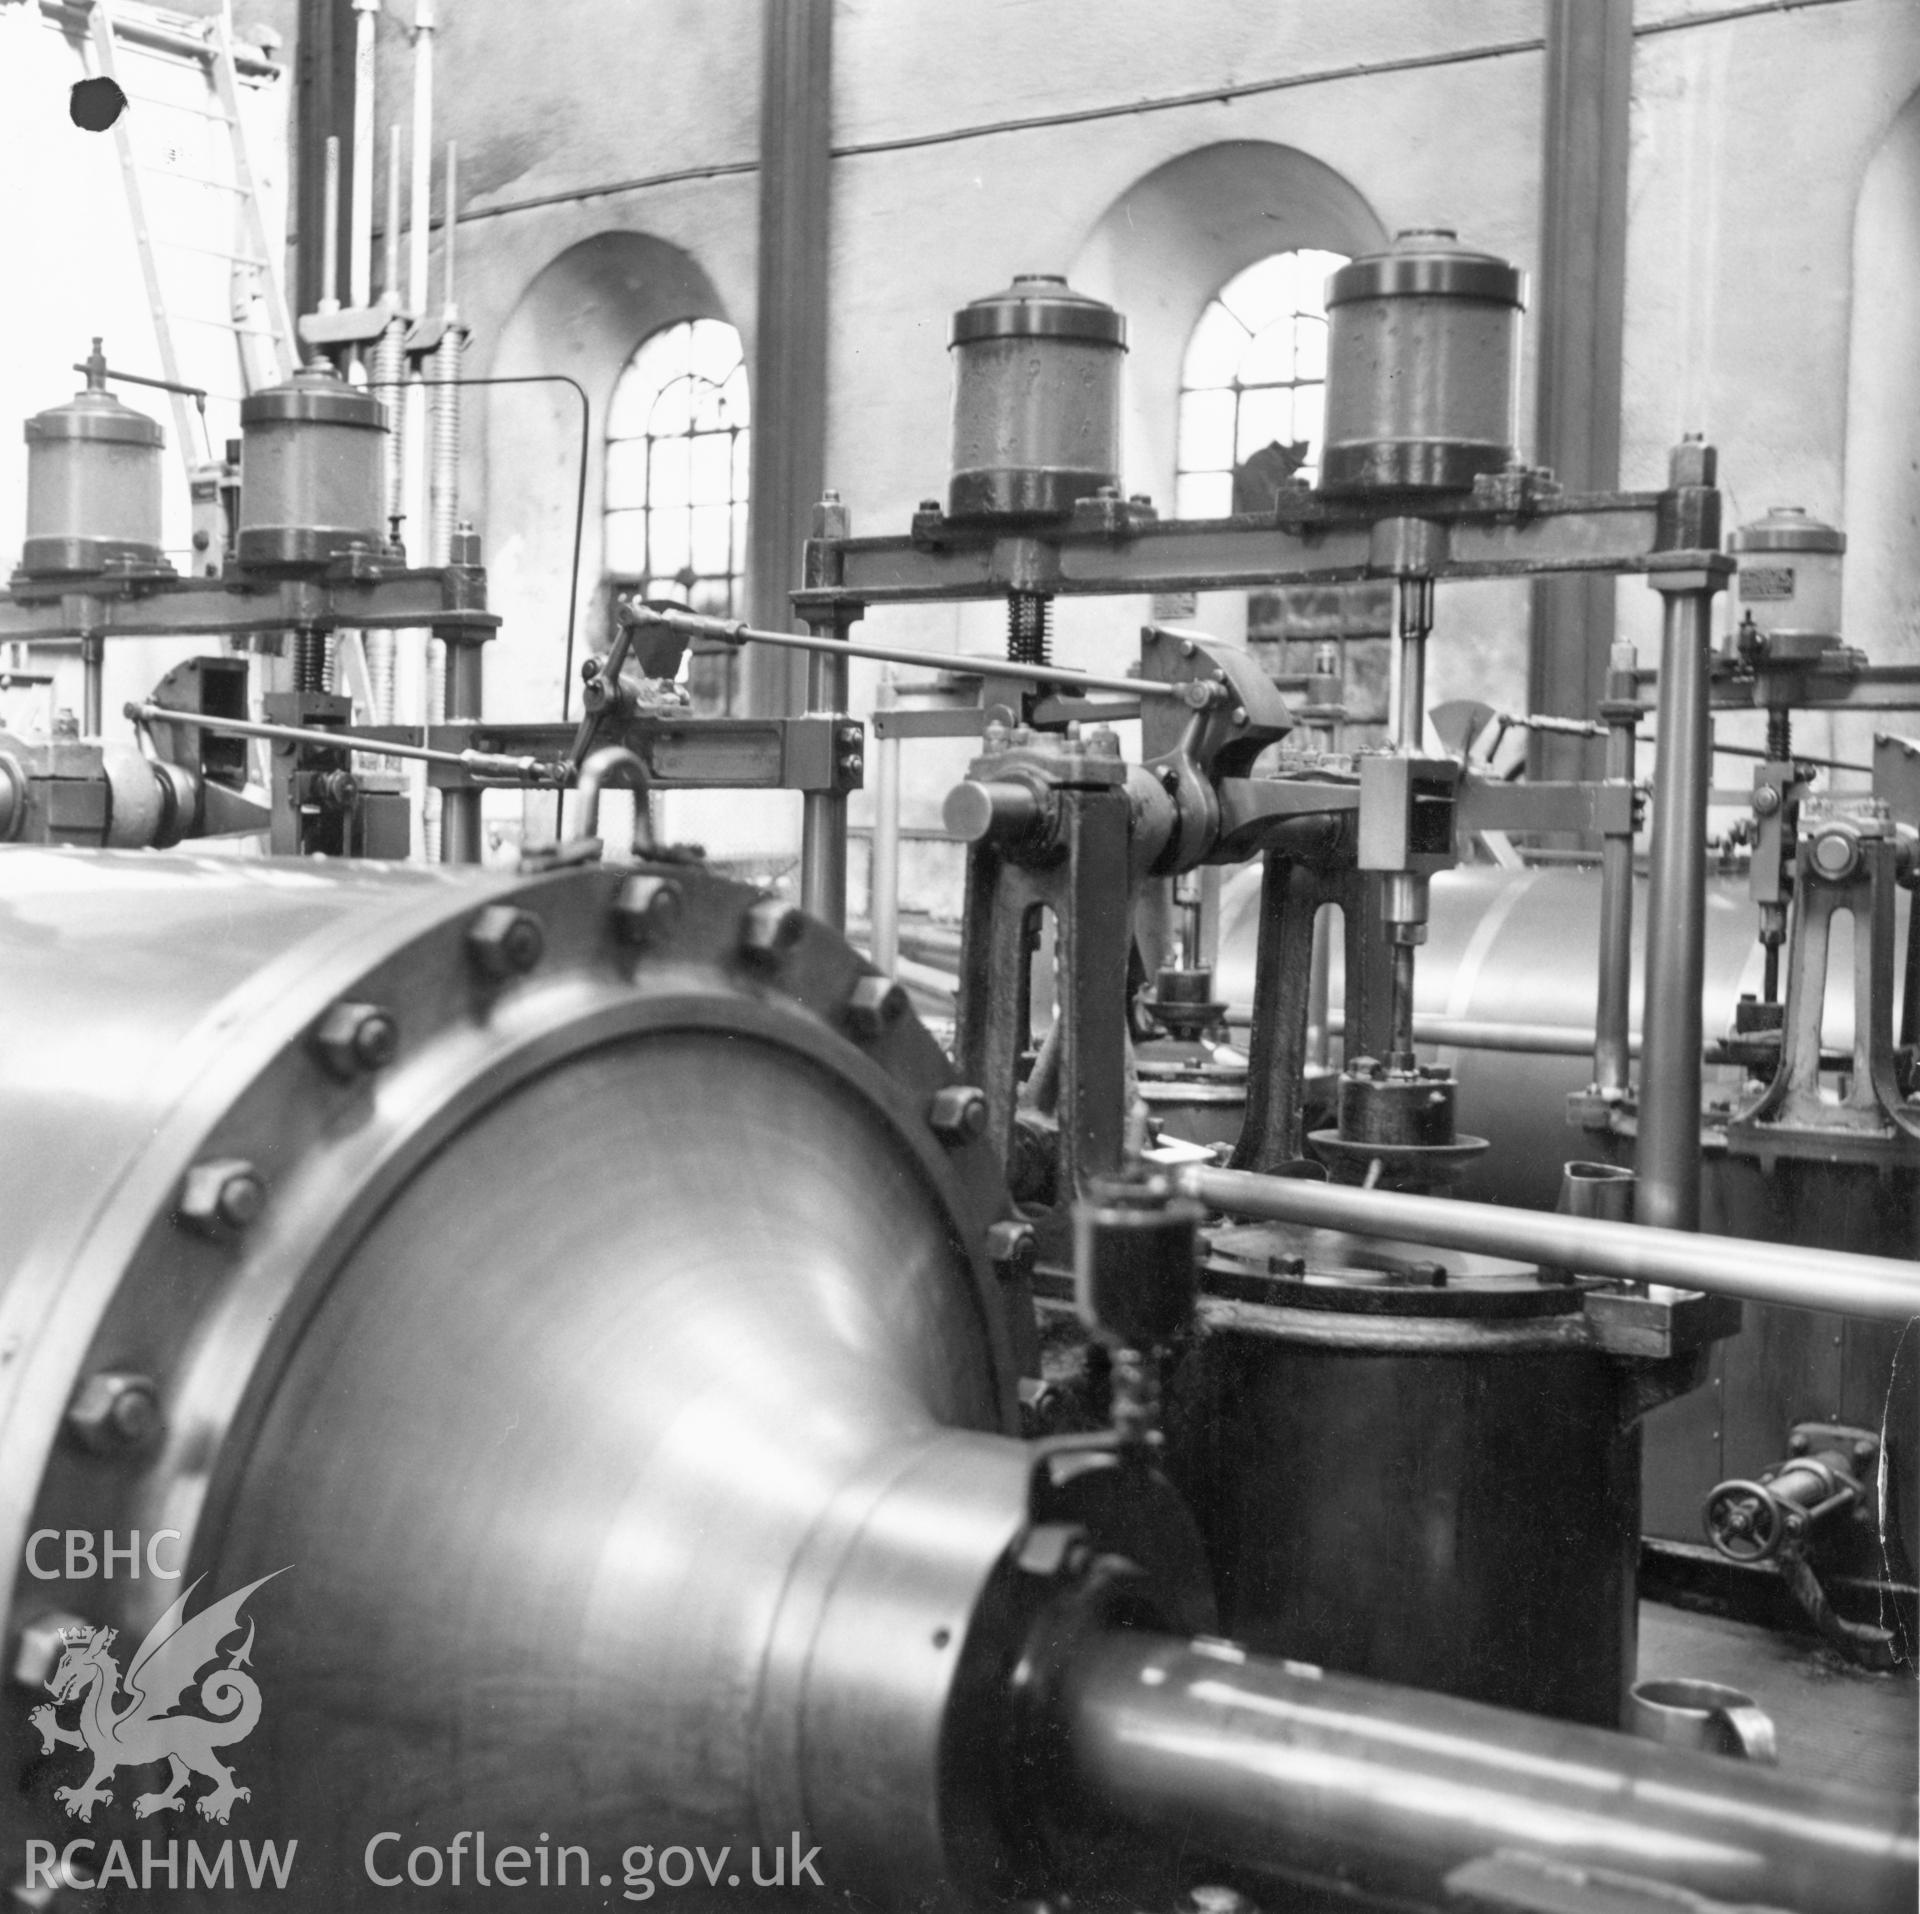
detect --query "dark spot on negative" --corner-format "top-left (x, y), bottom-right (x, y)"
top-left (70, 76), bottom-right (128, 133)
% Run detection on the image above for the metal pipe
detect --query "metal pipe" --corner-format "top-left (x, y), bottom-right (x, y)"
top-left (383, 123), bottom-right (403, 309)
top-left (408, 0), bottom-right (434, 325)
top-left (1064, 1632), bottom-right (1917, 1914)
top-left (624, 605), bottom-right (1185, 701)
top-left (441, 140), bottom-right (457, 309)
top-left (366, 129), bottom-right (407, 734)
top-left (318, 136), bottom-right (342, 312)
top-left (871, 669), bottom-right (901, 971)
top-left (348, 0), bottom-right (378, 313)
top-left (425, 176), bottom-right (462, 744)
top-left (799, 615), bottom-right (849, 928)
top-left (400, 21), bottom-right (435, 846)
top-left (1638, 584), bottom-right (1714, 1228)
top-left (1594, 641), bottom-right (1639, 1094)
top-left (573, 745), bottom-right (653, 847)
top-left (1176, 1163), bottom-right (1920, 1323)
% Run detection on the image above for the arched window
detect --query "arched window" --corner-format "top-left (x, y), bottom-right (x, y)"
top-left (604, 317), bottom-right (750, 618)
top-left (1175, 249), bottom-right (1348, 515)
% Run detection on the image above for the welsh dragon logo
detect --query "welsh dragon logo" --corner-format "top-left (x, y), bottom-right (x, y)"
top-left (29, 1568), bottom-right (287, 1825)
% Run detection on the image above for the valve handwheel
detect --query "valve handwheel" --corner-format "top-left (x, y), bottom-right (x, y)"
top-left (1705, 1479), bottom-right (1787, 1563)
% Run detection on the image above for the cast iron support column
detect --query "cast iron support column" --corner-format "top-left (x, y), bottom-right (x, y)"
top-left (1529, 0), bottom-right (1631, 781)
top-left (1640, 548), bottom-right (1728, 1231)
top-left (746, 0), bottom-right (833, 719)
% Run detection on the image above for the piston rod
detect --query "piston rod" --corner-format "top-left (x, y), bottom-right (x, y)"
top-left (1063, 1632), bottom-right (1917, 1914)
top-left (1176, 1163), bottom-right (1920, 1323)
top-left (621, 603), bottom-right (1186, 701)
top-left (123, 701), bottom-right (568, 782)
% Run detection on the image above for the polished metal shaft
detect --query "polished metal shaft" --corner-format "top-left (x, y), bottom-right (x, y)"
top-left (439, 628), bottom-right (485, 863)
top-left (1065, 1633), bottom-right (1917, 1914)
top-left (800, 616), bottom-right (850, 929)
top-left (1594, 647), bottom-right (1639, 1095)
top-left (1639, 586), bottom-right (1713, 1227)
top-left (1178, 1163), bottom-right (1920, 1322)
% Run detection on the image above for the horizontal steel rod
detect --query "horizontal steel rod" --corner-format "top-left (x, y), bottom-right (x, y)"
top-left (124, 703), bottom-right (567, 781)
top-left (1178, 1163), bottom-right (1920, 1322)
top-left (1493, 709), bottom-right (1872, 772)
top-left (1280, 1006), bottom-right (1842, 1069)
top-left (625, 604), bottom-right (1186, 700)
top-left (1069, 1632), bottom-right (1917, 1914)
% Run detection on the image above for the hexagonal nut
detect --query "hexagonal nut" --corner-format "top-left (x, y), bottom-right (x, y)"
top-left (13, 1612), bottom-right (89, 1689)
top-left (176, 1158), bottom-right (266, 1234)
top-left (927, 1084), bottom-right (989, 1144)
top-left (312, 1000), bottom-right (400, 1079)
top-left (66, 1371), bottom-right (161, 1455)
top-left (1014, 1522), bottom-right (1091, 1581)
top-left (466, 905), bottom-right (546, 982)
top-left (986, 1219), bottom-right (1038, 1280)
top-left (740, 896), bottom-right (805, 963)
top-left (613, 874), bottom-right (682, 948)
top-left (844, 974), bottom-right (908, 1039)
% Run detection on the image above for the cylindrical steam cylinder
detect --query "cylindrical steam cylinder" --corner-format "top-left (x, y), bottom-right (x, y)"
top-left (20, 343), bottom-right (166, 578)
top-left (1319, 229), bottom-right (1525, 495)
top-left (237, 363), bottom-right (388, 571)
top-left (947, 274), bottom-right (1125, 520)
top-left (1728, 506), bottom-right (1846, 652)
top-left (0, 850), bottom-right (1022, 1907)
top-left (1169, 1232), bottom-right (1642, 1727)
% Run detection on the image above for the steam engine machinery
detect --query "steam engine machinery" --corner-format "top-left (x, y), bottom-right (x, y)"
top-left (3, 237), bottom-right (1918, 1913)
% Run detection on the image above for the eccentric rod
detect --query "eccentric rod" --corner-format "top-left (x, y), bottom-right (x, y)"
top-left (1065, 1632), bottom-right (1917, 1914)
top-left (122, 702), bottom-right (568, 783)
top-left (1176, 1163), bottom-right (1920, 1323)
top-left (621, 603), bottom-right (1186, 701)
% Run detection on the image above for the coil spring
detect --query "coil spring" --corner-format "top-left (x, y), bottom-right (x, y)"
top-left (1007, 590), bottom-right (1052, 666)
top-left (293, 630), bottom-right (328, 693)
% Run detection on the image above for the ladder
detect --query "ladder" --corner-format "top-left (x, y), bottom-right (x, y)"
top-left (81, 0), bottom-right (296, 482)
